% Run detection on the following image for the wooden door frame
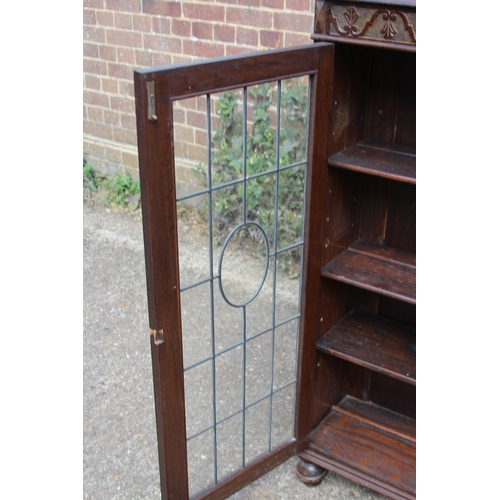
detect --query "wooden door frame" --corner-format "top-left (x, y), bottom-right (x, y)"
top-left (134, 42), bottom-right (334, 500)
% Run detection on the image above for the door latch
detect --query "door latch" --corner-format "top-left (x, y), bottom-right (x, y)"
top-left (147, 81), bottom-right (157, 122)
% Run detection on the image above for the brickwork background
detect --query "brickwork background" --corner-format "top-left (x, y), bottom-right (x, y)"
top-left (83, 0), bottom-right (315, 178)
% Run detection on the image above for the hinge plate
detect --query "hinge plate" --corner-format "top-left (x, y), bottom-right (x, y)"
top-left (146, 81), bottom-right (157, 122)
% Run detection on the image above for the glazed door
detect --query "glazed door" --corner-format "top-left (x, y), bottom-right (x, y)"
top-left (134, 43), bottom-right (334, 499)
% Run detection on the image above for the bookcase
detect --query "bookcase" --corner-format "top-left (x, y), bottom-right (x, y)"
top-left (134, 1), bottom-right (415, 499)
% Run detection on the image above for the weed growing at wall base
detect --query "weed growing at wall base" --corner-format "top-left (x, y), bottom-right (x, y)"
top-left (83, 160), bottom-right (141, 210)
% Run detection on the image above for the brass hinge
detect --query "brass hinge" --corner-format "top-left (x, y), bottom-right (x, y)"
top-left (146, 81), bottom-right (157, 122)
top-left (150, 328), bottom-right (164, 345)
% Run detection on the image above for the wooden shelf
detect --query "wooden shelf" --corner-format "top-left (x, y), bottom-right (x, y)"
top-left (305, 399), bottom-right (416, 498)
top-left (328, 139), bottom-right (416, 184)
top-left (321, 240), bottom-right (416, 304)
top-left (317, 309), bottom-right (415, 385)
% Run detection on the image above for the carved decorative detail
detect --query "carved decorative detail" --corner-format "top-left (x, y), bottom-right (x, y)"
top-left (326, 3), bottom-right (416, 46)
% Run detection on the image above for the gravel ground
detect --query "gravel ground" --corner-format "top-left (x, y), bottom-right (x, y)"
top-left (83, 201), bottom-right (387, 500)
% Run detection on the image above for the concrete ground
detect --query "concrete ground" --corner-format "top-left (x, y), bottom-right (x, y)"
top-left (83, 202), bottom-right (386, 500)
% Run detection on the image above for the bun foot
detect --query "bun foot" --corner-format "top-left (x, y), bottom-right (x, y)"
top-left (296, 458), bottom-right (327, 486)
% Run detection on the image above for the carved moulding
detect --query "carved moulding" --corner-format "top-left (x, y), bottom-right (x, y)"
top-left (319, 2), bottom-right (416, 46)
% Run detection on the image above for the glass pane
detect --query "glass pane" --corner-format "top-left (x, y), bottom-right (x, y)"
top-left (245, 397), bottom-right (270, 465)
top-left (275, 247), bottom-right (302, 325)
top-left (273, 319), bottom-right (299, 390)
top-left (214, 284), bottom-right (242, 354)
top-left (184, 361), bottom-right (213, 439)
top-left (279, 77), bottom-right (309, 168)
top-left (187, 430), bottom-right (214, 497)
top-left (181, 282), bottom-right (212, 369)
top-left (173, 96), bottom-right (208, 199)
top-left (216, 413), bottom-right (243, 481)
top-left (271, 384), bottom-right (295, 449)
top-left (210, 89), bottom-right (244, 189)
top-left (246, 82), bottom-right (278, 177)
top-left (177, 193), bottom-right (210, 290)
top-left (245, 332), bottom-right (272, 406)
top-left (215, 345), bottom-right (242, 422)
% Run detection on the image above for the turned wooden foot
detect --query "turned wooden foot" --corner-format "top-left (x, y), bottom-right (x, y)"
top-left (296, 458), bottom-right (327, 486)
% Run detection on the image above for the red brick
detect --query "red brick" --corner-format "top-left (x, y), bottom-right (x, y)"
top-left (83, 105), bottom-right (88, 120)
top-left (172, 19), bottom-right (191, 37)
top-left (108, 63), bottom-right (134, 80)
top-left (83, 9), bottom-right (96, 25)
top-left (134, 49), bottom-right (154, 67)
top-left (83, 0), bottom-right (103, 7)
top-left (114, 13), bottom-right (133, 30)
top-left (214, 25), bottom-right (234, 43)
top-left (192, 22), bottom-right (213, 41)
top-left (104, 110), bottom-right (120, 126)
top-left (119, 81), bottom-right (134, 97)
top-left (110, 96), bottom-right (136, 114)
top-left (84, 121), bottom-right (115, 140)
top-left (113, 126), bottom-right (137, 145)
top-left (144, 34), bottom-right (181, 53)
top-left (120, 113), bottom-right (137, 130)
top-left (152, 16), bottom-right (171, 34)
top-left (284, 31), bottom-right (311, 47)
top-left (260, 30), bottom-right (283, 48)
top-left (133, 14), bottom-right (151, 32)
top-left (237, 0), bottom-right (260, 5)
top-left (88, 106), bottom-right (104, 122)
top-left (83, 58), bottom-right (107, 76)
top-left (96, 11), bottom-right (114, 26)
top-left (216, 0), bottom-right (238, 4)
top-left (286, 0), bottom-right (312, 11)
top-left (195, 129), bottom-right (208, 147)
top-left (84, 90), bottom-right (110, 108)
top-left (106, 29), bottom-right (142, 48)
top-left (84, 25), bottom-right (106, 43)
top-left (173, 107), bottom-right (185, 124)
top-left (83, 42), bottom-right (99, 58)
top-left (117, 47), bottom-right (135, 64)
top-left (106, 0), bottom-right (141, 12)
top-left (142, 0), bottom-right (181, 17)
top-left (183, 39), bottom-right (224, 58)
top-left (186, 111), bottom-right (207, 128)
top-left (102, 78), bottom-right (119, 93)
top-left (85, 74), bottom-right (101, 90)
top-left (225, 45), bottom-right (253, 56)
top-left (152, 52), bottom-right (173, 67)
top-left (236, 27), bottom-right (258, 46)
top-left (183, 4), bottom-right (225, 22)
top-left (262, 0), bottom-right (283, 7)
top-left (99, 45), bottom-right (117, 61)
top-left (226, 7), bottom-right (273, 28)
top-left (274, 12), bottom-right (313, 33)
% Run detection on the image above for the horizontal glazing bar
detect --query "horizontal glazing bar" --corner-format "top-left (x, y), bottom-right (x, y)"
top-left (175, 160), bottom-right (307, 203)
top-left (180, 276), bottom-right (213, 293)
top-left (186, 379), bottom-right (297, 442)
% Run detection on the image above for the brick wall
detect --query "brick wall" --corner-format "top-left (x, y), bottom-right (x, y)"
top-left (83, 0), bottom-right (315, 179)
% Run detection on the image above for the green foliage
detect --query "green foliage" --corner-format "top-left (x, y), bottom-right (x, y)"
top-left (83, 160), bottom-right (141, 210)
top-left (193, 79), bottom-right (309, 270)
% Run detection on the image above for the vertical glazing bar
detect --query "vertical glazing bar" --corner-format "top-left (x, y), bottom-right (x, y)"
top-left (268, 80), bottom-right (282, 451)
top-left (241, 305), bottom-right (247, 467)
top-left (242, 87), bottom-right (248, 224)
top-left (206, 94), bottom-right (218, 484)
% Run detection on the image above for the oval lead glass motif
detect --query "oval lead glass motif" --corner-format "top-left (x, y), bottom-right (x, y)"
top-left (218, 222), bottom-right (269, 308)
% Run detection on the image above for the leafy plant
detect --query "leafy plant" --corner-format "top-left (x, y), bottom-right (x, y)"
top-left (83, 160), bottom-right (141, 210)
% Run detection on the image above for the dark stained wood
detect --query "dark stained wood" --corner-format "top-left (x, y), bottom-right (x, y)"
top-left (308, 407), bottom-right (416, 497)
top-left (135, 44), bottom-right (329, 101)
top-left (328, 140), bottom-right (416, 184)
top-left (134, 71), bottom-right (190, 499)
top-left (321, 241), bottom-right (416, 304)
top-left (317, 309), bottom-right (416, 384)
top-left (369, 371), bottom-right (416, 419)
top-left (295, 458), bottom-right (327, 485)
top-left (294, 43), bottom-right (336, 443)
top-left (337, 396), bottom-right (416, 442)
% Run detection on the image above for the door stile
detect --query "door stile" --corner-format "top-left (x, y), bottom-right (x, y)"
top-left (134, 72), bottom-right (190, 500)
top-left (294, 43), bottom-right (335, 445)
